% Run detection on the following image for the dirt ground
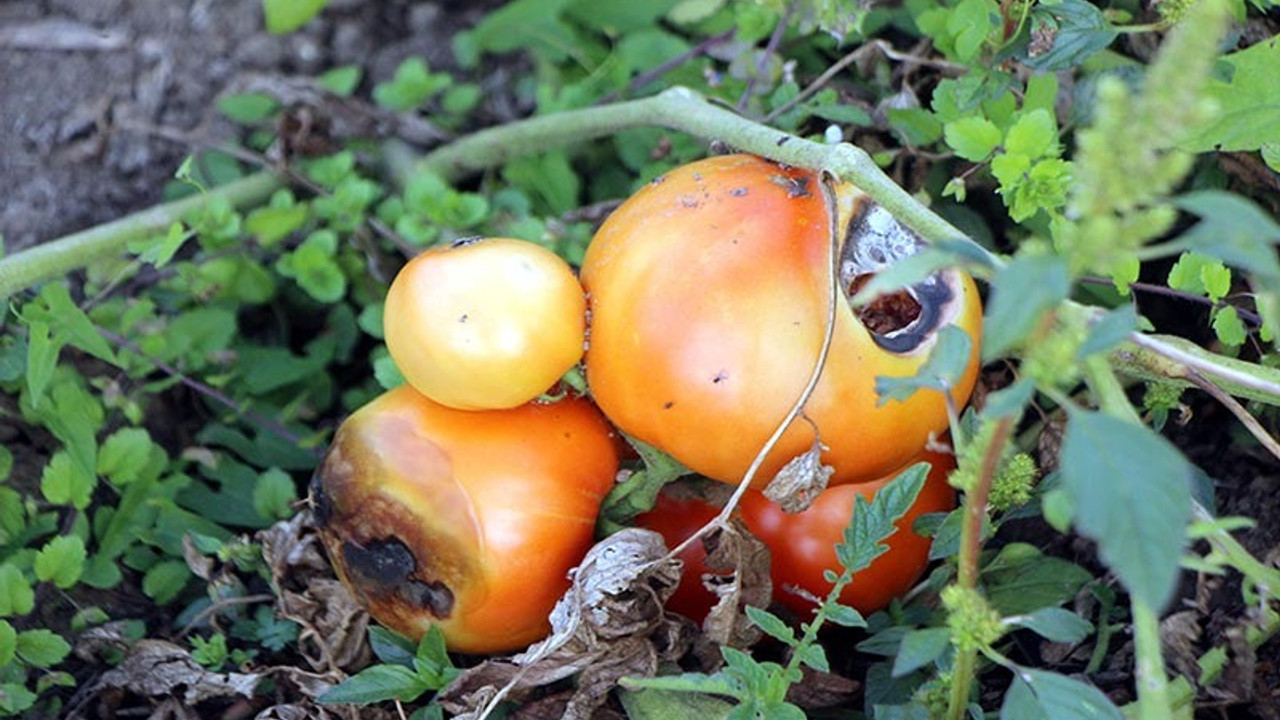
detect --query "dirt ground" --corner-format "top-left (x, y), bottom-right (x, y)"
top-left (0, 0), bottom-right (483, 253)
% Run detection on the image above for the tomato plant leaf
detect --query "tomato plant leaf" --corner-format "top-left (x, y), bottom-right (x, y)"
top-left (891, 627), bottom-right (950, 677)
top-left (836, 464), bottom-right (927, 574)
top-left (982, 254), bottom-right (1073, 361)
top-left (1060, 411), bottom-right (1192, 610)
top-left (746, 606), bottom-right (796, 645)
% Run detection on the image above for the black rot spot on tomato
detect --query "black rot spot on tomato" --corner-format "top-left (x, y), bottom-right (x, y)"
top-left (450, 236), bottom-right (483, 248)
top-left (712, 370), bottom-right (729, 384)
top-left (729, 187), bottom-right (748, 197)
top-left (459, 314), bottom-right (469, 323)
top-left (342, 536), bottom-right (417, 590)
top-left (404, 579), bottom-right (455, 618)
top-left (663, 401), bottom-right (675, 409)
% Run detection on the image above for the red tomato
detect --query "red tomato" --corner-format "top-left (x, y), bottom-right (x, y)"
top-left (740, 451), bottom-right (957, 618)
top-left (582, 154), bottom-right (981, 487)
top-left (384, 237), bottom-right (586, 410)
top-left (310, 385), bottom-right (617, 653)
top-left (638, 452), bottom-right (956, 622)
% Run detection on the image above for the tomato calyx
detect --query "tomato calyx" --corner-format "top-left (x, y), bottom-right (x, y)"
top-left (840, 199), bottom-right (959, 354)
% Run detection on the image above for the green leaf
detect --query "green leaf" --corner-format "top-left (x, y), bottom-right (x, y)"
top-left (276, 230), bottom-right (348, 303)
top-left (263, 0), bottom-right (328, 34)
top-left (947, 0), bottom-right (1000, 62)
top-left (319, 65), bottom-right (363, 96)
top-left (823, 602), bottom-right (866, 628)
top-left (41, 451), bottom-right (96, 510)
top-left (1061, 411), bottom-right (1192, 610)
top-left (373, 58), bottom-right (452, 112)
top-left (0, 682), bottom-right (36, 714)
top-left (1019, 0), bottom-right (1118, 72)
top-left (1263, 143), bottom-right (1280, 172)
top-left (836, 464), bottom-right (927, 575)
top-left (35, 283), bottom-right (117, 365)
top-left (887, 108), bottom-right (943, 146)
top-left (1077, 305), bottom-right (1138, 360)
top-left (1011, 667), bottom-right (1123, 720)
top-left (891, 627), bottom-right (950, 677)
top-left (502, 151), bottom-right (581, 214)
top-left (34, 535), bottom-right (87, 589)
top-left (142, 560), bottom-right (192, 605)
top-left (15, 629), bottom-right (71, 668)
top-left (1212, 306), bottom-right (1247, 347)
top-left (1172, 191), bottom-right (1280, 285)
top-left (245, 204), bottom-right (308, 246)
top-left (746, 606), bottom-right (796, 645)
top-left (128, 222), bottom-right (191, 267)
top-left (944, 116), bottom-right (1002, 161)
top-left (982, 543), bottom-right (1092, 615)
top-left (368, 626), bottom-right (416, 667)
top-left (253, 467), bottom-right (299, 521)
top-left (617, 687), bottom-right (734, 720)
top-left (1004, 109), bottom-right (1058, 159)
top-left (1180, 37), bottom-right (1280, 152)
top-left (23, 322), bottom-right (56, 407)
top-left (876, 325), bottom-right (974, 405)
top-left (982, 254), bottom-right (1073, 361)
top-left (216, 93), bottom-right (280, 124)
top-left (97, 427), bottom-right (157, 487)
top-left (1010, 607), bottom-right (1093, 643)
top-left (318, 663), bottom-right (432, 704)
top-left (0, 621), bottom-right (14, 667)
top-left (0, 565), bottom-right (34, 617)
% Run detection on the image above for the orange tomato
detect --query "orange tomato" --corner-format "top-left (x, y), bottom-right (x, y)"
top-left (582, 154), bottom-right (981, 487)
top-left (311, 385), bottom-right (617, 653)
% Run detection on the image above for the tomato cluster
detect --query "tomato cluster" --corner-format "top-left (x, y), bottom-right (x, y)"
top-left (311, 154), bottom-right (981, 653)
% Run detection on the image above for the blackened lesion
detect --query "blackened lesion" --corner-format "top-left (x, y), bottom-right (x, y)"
top-left (341, 537), bottom-right (457, 618)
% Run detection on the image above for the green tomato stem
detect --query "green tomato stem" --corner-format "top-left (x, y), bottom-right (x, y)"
top-left (0, 172), bottom-right (281, 301)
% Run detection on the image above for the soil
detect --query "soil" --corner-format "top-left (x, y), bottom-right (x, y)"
top-left (0, 0), bottom-right (483, 253)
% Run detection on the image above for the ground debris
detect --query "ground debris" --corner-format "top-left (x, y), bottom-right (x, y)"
top-left (439, 529), bottom-right (684, 720)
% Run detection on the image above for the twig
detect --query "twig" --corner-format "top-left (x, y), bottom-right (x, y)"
top-left (1184, 369), bottom-right (1280, 462)
top-left (596, 28), bottom-right (736, 105)
top-left (738, 2), bottom-right (795, 111)
top-left (1079, 276), bottom-right (1264, 327)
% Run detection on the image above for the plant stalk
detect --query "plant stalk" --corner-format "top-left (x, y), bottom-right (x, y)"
top-left (0, 172), bottom-right (280, 301)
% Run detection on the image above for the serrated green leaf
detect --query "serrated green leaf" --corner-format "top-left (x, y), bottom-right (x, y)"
top-left (837, 464), bottom-right (927, 574)
top-left (1005, 109), bottom-right (1058, 159)
top-left (1011, 607), bottom-right (1093, 643)
top-left (823, 602), bottom-right (866, 628)
top-left (318, 663), bottom-right (432, 704)
top-left (876, 325), bottom-right (974, 405)
top-left (142, 560), bottom-right (192, 605)
top-left (1181, 37), bottom-right (1280, 152)
top-left (944, 117), bottom-right (1002, 161)
top-left (1212, 306), bottom-right (1247, 347)
top-left (127, 222), bottom-right (191, 268)
top-left (15, 629), bottom-right (70, 668)
top-left (892, 627), bottom-right (950, 677)
top-left (947, 0), bottom-right (1001, 62)
top-left (1166, 252), bottom-right (1211, 295)
top-left (887, 107), bottom-right (943, 146)
top-left (368, 626), bottom-right (416, 667)
top-left (41, 451), bottom-right (95, 510)
top-left (34, 283), bottom-right (116, 365)
top-left (1263, 143), bottom-right (1280, 172)
top-left (263, 0), bottom-right (328, 34)
top-left (746, 606), bottom-right (796, 645)
top-left (1173, 191), bottom-right (1280, 285)
top-left (97, 427), bottom-right (156, 487)
top-left (0, 682), bottom-right (36, 714)
top-left (1061, 411), bottom-right (1192, 610)
top-left (24, 321), bottom-right (58, 407)
top-left (253, 468), bottom-right (298, 521)
top-left (34, 535), bottom-right (86, 589)
top-left (0, 565), bottom-right (34, 617)
top-left (982, 254), bottom-right (1073, 361)
top-left (1013, 667), bottom-right (1123, 720)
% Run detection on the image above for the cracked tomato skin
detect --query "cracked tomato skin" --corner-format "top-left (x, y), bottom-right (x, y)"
top-left (581, 154), bottom-right (981, 487)
top-left (310, 385), bottom-right (617, 654)
top-left (384, 237), bottom-right (587, 411)
top-left (739, 450), bottom-right (957, 618)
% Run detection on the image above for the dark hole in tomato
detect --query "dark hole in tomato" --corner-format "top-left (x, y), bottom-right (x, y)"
top-left (849, 274), bottom-right (922, 336)
top-left (404, 579), bottom-right (455, 618)
top-left (342, 537), bottom-right (417, 590)
top-left (309, 472), bottom-right (333, 525)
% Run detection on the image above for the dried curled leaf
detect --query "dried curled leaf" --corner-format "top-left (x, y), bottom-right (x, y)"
top-left (763, 439), bottom-right (833, 513)
top-left (260, 512), bottom-right (370, 672)
top-left (439, 529), bottom-right (685, 720)
top-left (95, 639), bottom-right (260, 704)
top-left (701, 520), bottom-right (773, 650)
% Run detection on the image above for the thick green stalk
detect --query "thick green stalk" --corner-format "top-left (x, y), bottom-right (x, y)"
top-left (0, 173), bottom-right (280, 301)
